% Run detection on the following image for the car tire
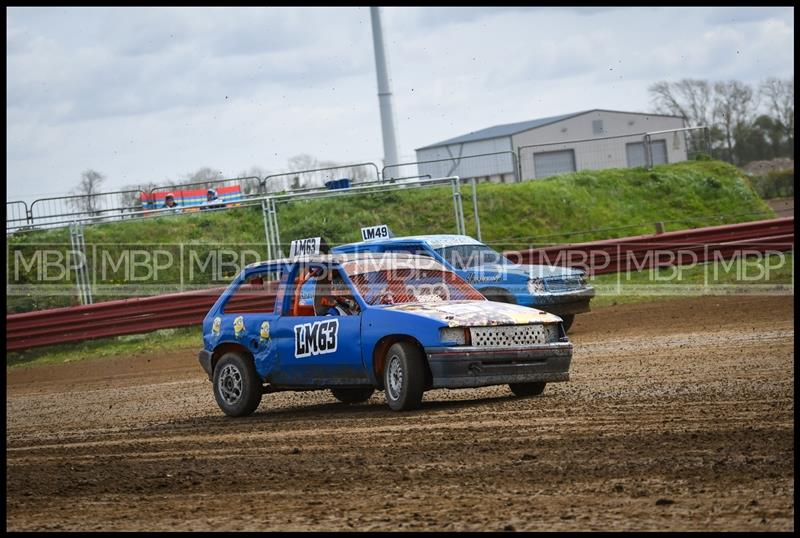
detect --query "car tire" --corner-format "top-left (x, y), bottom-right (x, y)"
top-left (561, 314), bottom-right (575, 333)
top-left (212, 352), bottom-right (262, 417)
top-left (383, 342), bottom-right (426, 411)
top-left (509, 381), bottom-right (547, 397)
top-left (331, 387), bottom-right (375, 404)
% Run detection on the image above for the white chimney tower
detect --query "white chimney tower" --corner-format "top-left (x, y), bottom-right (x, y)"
top-left (369, 6), bottom-right (400, 170)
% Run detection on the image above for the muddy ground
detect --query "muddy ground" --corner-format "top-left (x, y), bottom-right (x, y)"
top-left (766, 196), bottom-right (794, 218)
top-left (6, 295), bottom-right (794, 531)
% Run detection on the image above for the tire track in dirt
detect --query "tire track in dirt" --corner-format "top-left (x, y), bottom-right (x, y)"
top-left (6, 295), bottom-right (794, 531)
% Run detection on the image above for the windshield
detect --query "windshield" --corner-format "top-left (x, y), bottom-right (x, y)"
top-left (435, 244), bottom-right (511, 270)
top-left (347, 268), bottom-right (485, 306)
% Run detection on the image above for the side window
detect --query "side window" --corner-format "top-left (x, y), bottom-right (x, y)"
top-left (223, 270), bottom-right (281, 314)
top-left (312, 268), bottom-right (361, 317)
top-left (283, 265), bottom-right (318, 317)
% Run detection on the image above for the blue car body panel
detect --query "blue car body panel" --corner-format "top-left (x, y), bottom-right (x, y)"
top-left (331, 235), bottom-right (595, 314)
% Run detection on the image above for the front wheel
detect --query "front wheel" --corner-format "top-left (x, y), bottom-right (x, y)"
top-left (509, 382), bottom-right (547, 397)
top-left (212, 352), bottom-right (262, 417)
top-left (331, 387), bottom-right (375, 404)
top-left (561, 314), bottom-right (575, 333)
top-left (383, 342), bottom-right (426, 411)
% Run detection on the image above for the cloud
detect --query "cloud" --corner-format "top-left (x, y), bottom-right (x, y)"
top-left (703, 7), bottom-right (788, 26)
top-left (6, 6), bottom-right (794, 203)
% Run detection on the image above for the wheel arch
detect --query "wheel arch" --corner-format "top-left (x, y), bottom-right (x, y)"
top-left (371, 334), bottom-right (432, 390)
top-left (479, 286), bottom-right (516, 304)
top-left (211, 342), bottom-right (254, 374)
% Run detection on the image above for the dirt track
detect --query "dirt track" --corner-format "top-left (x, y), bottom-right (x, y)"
top-left (6, 295), bottom-right (794, 531)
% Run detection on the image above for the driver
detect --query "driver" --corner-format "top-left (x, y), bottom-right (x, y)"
top-left (317, 271), bottom-right (359, 316)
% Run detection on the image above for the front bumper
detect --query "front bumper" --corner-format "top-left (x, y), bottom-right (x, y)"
top-left (198, 349), bottom-right (213, 381)
top-left (425, 341), bottom-right (573, 389)
top-left (527, 286), bottom-right (595, 316)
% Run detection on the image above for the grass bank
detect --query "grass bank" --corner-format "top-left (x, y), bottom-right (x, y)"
top-left (8, 159), bottom-right (775, 315)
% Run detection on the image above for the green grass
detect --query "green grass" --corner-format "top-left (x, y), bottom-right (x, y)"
top-left (8, 160), bottom-right (775, 314)
top-left (6, 326), bottom-right (202, 370)
top-left (274, 160), bottom-right (775, 251)
top-left (589, 252), bottom-right (794, 308)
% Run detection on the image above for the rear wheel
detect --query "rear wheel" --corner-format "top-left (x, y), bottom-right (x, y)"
top-left (383, 342), bottom-right (426, 411)
top-left (561, 314), bottom-right (575, 333)
top-left (509, 382), bottom-right (547, 397)
top-left (331, 387), bottom-right (375, 404)
top-left (212, 352), bottom-right (262, 417)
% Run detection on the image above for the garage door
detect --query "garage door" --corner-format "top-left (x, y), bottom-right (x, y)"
top-left (626, 140), bottom-right (668, 167)
top-left (533, 149), bottom-right (576, 178)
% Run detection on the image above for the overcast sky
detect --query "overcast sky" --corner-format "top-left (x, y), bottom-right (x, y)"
top-left (6, 6), bottom-right (794, 203)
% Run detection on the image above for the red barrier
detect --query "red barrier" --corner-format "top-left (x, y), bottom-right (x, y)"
top-left (7, 281), bottom-right (281, 352)
top-left (6, 218), bottom-right (794, 351)
top-left (506, 217), bottom-right (794, 275)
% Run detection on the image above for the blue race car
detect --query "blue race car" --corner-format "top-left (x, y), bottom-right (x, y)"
top-left (198, 238), bottom-right (573, 416)
top-left (332, 226), bottom-right (595, 332)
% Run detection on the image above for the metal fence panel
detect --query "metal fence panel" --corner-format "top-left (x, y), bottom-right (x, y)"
top-left (644, 126), bottom-right (710, 169)
top-left (518, 133), bottom-right (655, 180)
top-left (264, 176), bottom-right (475, 258)
top-left (626, 140), bottom-right (668, 167)
top-left (383, 151), bottom-right (519, 183)
top-left (6, 201), bottom-right (29, 232)
top-left (28, 190), bottom-right (148, 229)
top-left (263, 162), bottom-right (380, 193)
top-left (150, 176), bottom-right (263, 199)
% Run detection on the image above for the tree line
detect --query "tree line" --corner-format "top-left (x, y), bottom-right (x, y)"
top-left (649, 77), bottom-right (793, 166)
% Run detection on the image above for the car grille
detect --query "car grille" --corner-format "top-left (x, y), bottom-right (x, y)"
top-left (544, 276), bottom-right (584, 292)
top-left (469, 324), bottom-right (558, 348)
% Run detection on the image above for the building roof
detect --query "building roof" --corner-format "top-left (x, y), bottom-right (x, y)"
top-left (416, 109), bottom-right (683, 151)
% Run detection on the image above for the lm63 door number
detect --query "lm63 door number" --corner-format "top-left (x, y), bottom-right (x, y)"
top-left (294, 319), bottom-right (339, 358)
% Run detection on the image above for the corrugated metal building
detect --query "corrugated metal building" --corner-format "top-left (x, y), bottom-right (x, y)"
top-left (414, 109), bottom-right (686, 182)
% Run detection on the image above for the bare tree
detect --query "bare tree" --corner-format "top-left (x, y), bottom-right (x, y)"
top-left (234, 165), bottom-right (268, 195)
top-left (648, 79), bottom-right (720, 159)
top-left (316, 160), bottom-right (340, 187)
top-left (649, 79), bottom-right (715, 127)
top-left (118, 181), bottom-right (160, 212)
top-left (287, 154), bottom-right (319, 190)
top-left (180, 166), bottom-right (226, 190)
top-left (347, 164), bottom-right (373, 183)
top-left (283, 154), bottom-right (375, 190)
top-left (713, 80), bottom-right (758, 164)
top-left (288, 154), bottom-right (319, 172)
top-left (760, 76), bottom-right (794, 152)
top-left (69, 169), bottom-right (106, 215)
